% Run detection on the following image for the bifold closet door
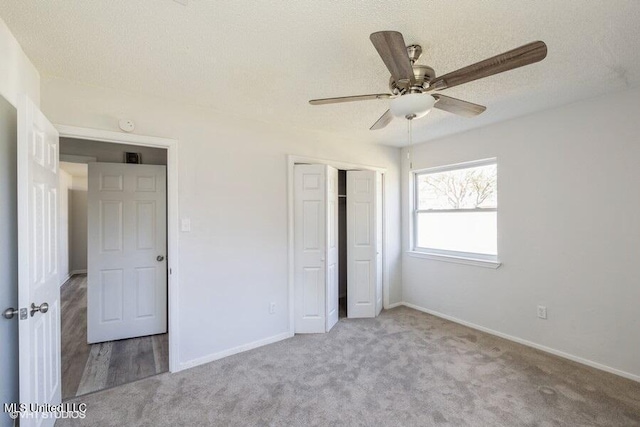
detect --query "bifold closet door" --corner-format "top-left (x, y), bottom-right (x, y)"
top-left (325, 166), bottom-right (339, 331)
top-left (347, 170), bottom-right (382, 318)
top-left (294, 164), bottom-right (339, 333)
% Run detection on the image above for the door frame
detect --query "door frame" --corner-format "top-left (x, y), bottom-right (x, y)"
top-left (55, 124), bottom-right (180, 373)
top-left (287, 155), bottom-right (388, 333)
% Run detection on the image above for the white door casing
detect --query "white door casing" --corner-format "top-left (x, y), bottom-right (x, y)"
top-left (347, 170), bottom-right (382, 318)
top-left (325, 166), bottom-right (339, 332)
top-left (87, 163), bottom-right (167, 343)
top-left (375, 172), bottom-right (383, 316)
top-left (17, 94), bottom-right (61, 427)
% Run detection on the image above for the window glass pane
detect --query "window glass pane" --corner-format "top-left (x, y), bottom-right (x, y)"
top-left (416, 211), bottom-right (497, 255)
top-left (417, 164), bottom-right (497, 210)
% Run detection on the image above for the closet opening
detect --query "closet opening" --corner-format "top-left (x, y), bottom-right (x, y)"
top-left (338, 169), bottom-right (347, 319)
top-left (291, 158), bottom-right (384, 334)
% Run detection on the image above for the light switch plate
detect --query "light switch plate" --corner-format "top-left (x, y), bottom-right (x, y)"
top-left (181, 218), bottom-right (191, 232)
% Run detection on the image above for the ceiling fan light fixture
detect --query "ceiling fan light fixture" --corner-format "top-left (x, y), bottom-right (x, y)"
top-left (309, 31), bottom-right (546, 130)
top-left (390, 94), bottom-right (435, 119)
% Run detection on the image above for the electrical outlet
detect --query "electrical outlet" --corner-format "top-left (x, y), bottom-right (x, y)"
top-left (269, 302), bottom-right (276, 314)
top-left (537, 305), bottom-right (547, 319)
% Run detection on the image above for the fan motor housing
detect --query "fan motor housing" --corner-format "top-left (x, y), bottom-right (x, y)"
top-left (389, 64), bottom-right (436, 94)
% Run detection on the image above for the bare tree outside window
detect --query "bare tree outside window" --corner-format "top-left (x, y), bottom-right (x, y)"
top-left (417, 164), bottom-right (497, 210)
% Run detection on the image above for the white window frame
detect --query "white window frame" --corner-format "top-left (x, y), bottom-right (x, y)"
top-left (408, 158), bottom-right (501, 269)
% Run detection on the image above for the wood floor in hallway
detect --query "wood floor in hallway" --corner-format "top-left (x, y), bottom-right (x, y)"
top-left (61, 274), bottom-right (168, 400)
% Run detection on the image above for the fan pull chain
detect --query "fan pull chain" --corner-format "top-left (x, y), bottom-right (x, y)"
top-left (407, 118), bottom-right (413, 169)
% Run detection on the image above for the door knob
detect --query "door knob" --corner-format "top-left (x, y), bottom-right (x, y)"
top-left (30, 302), bottom-right (49, 317)
top-left (156, 255), bottom-right (165, 262)
top-left (3, 307), bottom-right (18, 320)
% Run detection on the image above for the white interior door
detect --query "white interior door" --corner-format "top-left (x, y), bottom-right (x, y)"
top-left (294, 164), bottom-right (331, 333)
top-left (347, 170), bottom-right (382, 318)
top-left (17, 94), bottom-right (61, 427)
top-left (87, 163), bottom-right (167, 343)
top-left (375, 172), bottom-right (383, 316)
top-left (325, 166), bottom-right (339, 332)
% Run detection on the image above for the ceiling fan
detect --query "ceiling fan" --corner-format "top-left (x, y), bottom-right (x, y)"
top-left (309, 31), bottom-right (547, 130)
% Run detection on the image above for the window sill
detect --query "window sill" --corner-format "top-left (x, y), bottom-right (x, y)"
top-left (406, 251), bottom-right (502, 269)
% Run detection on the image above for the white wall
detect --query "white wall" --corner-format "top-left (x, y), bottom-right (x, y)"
top-left (401, 87), bottom-right (640, 380)
top-left (72, 175), bottom-right (88, 191)
top-left (0, 16), bottom-right (39, 427)
top-left (59, 168), bottom-right (88, 275)
top-left (41, 77), bottom-right (402, 368)
top-left (59, 169), bottom-right (72, 284)
top-left (70, 178), bottom-right (88, 273)
top-left (0, 18), bottom-right (39, 107)
top-left (0, 90), bottom-right (18, 427)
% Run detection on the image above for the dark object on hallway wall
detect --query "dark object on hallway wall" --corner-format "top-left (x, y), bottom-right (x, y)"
top-left (125, 152), bottom-right (141, 164)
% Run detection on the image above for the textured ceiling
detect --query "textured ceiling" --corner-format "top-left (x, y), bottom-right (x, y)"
top-left (1, 0), bottom-right (639, 146)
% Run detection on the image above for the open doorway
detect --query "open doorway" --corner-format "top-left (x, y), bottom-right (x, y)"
top-left (58, 137), bottom-right (169, 400)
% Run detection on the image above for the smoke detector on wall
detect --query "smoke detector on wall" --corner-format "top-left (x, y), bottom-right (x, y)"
top-left (118, 119), bottom-right (135, 133)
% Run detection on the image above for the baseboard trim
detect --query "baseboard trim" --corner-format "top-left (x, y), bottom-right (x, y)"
top-left (400, 302), bottom-right (640, 383)
top-left (59, 273), bottom-right (72, 287)
top-left (386, 302), bottom-right (403, 309)
top-left (178, 331), bottom-right (294, 372)
top-left (60, 270), bottom-right (88, 287)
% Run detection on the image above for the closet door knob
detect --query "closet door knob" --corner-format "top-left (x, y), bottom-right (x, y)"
top-left (157, 255), bottom-right (165, 262)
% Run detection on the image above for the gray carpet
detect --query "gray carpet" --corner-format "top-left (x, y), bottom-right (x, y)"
top-left (57, 306), bottom-right (640, 426)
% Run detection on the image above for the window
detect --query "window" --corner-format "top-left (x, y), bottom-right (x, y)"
top-left (412, 159), bottom-right (498, 264)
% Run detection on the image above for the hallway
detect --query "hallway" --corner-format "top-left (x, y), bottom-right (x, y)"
top-left (61, 274), bottom-right (168, 400)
